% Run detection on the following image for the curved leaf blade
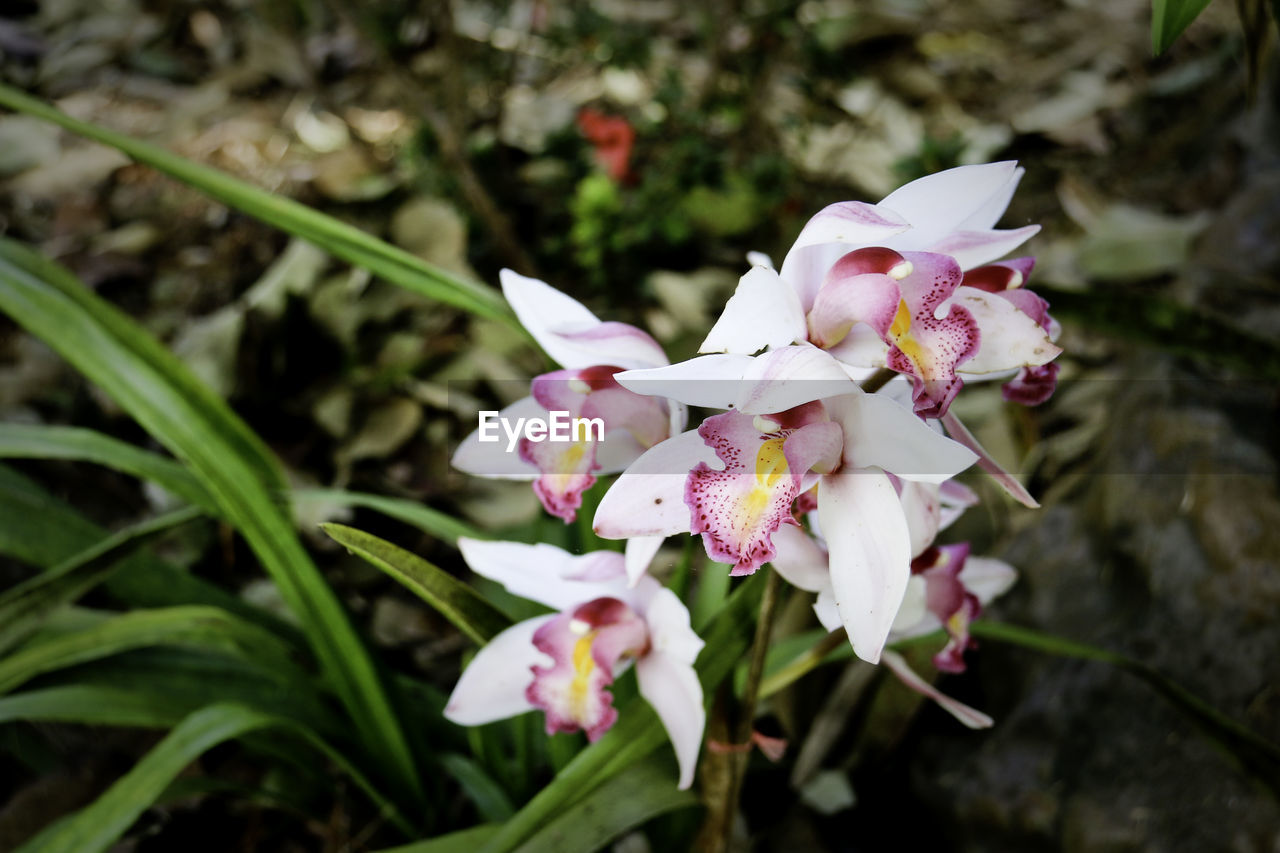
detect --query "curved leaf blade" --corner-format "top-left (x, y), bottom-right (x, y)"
top-left (1152, 0), bottom-right (1214, 54)
top-left (0, 242), bottom-right (423, 803)
top-left (321, 523), bottom-right (509, 645)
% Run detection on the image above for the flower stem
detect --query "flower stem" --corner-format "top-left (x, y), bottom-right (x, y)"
top-left (702, 568), bottom-right (783, 852)
top-left (860, 367), bottom-right (897, 393)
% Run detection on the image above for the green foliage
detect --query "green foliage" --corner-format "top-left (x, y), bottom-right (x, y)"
top-left (1152, 0), bottom-right (1215, 53)
top-left (321, 523), bottom-right (511, 645)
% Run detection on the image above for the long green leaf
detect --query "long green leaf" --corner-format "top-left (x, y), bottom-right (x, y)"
top-left (0, 84), bottom-right (512, 324)
top-left (0, 423), bottom-right (213, 510)
top-left (0, 241), bottom-right (423, 803)
top-left (515, 757), bottom-right (698, 853)
top-left (0, 424), bottom-right (484, 545)
top-left (297, 488), bottom-right (487, 545)
top-left (321, 523), bottom-right (510, 645)
top-left (478, 573), bottom-right (764, 853)
top-left (0, 464), bottom-right (298, 641)
top-left (1152, 0), bottom-right (1214, 54)
top-left (970, 621), bottom-right (1280, 789)
top-left (439, 753), bottom-right (516, 823)
top-left (0, 684), bottom-right (195, 728)
top-left (0, 605), bottom-right (301, 695)
top-left (0, 504), bottom-right (203, 655)
top-left (15, 703), bottom-right (411, 853)
top-left (378, 825), bottom-right (501, 853)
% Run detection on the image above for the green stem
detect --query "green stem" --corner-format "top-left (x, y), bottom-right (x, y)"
top-left (706, 569), bottom-right (783, 853)
top-left (859, 367), bottom-right (897, 393)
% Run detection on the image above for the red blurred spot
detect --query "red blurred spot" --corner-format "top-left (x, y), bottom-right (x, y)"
top-left (577, 107), bottom-right (635, 182)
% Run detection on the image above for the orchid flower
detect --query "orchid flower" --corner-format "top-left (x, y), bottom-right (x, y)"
top-left (452, 270), bottom-right (684, 522)
top-left (593, 379), bottom-right (977, 664)
top-left (443, 538), bottom-right (706, 789)
top-left (692, 163), bottom-right (1060, 418)
top-left (769, 504), bottom-right (1016, 728)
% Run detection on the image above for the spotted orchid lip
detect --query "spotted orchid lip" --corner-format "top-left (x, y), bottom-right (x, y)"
top-left (685, 408), bottom-right (842, 576)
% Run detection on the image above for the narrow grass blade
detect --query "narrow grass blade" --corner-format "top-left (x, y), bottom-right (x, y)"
top-left (0, 605), bottom-right (301, 695)
top-left (0, 84), bottom-right (513, 325)
top-left (514, 757), bottom-right (698, 853)
top-left (0, 464), bottom-right (298, 641)
top-left (296, 488), bottom-right (486, 545)
top-left (0, 423), bottom-right (213, 510)
top-left (0, 242), bottom-right (423, 803)
top-left (1151, 0), bottom-right (1214, 54)
top-left (439, 753), bottom-right (516, 823)
top-left (14, 703), bottom-right (412, 852)
top-left (0, 505), bottom-right (204, 655)
top-left (322, 523), bottom-right (509, 645)
top-left (970, 620), bottom-right (1280, 790)
top-left (377, 825), bottom-right (501, 853)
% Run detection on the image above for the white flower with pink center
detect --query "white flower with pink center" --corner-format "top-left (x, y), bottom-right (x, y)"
top-left (443, 539), bottom-right (706, 789)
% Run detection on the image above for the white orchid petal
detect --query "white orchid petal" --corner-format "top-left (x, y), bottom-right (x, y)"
top-left (457, 538), bottom-right (626, 611)
top-left (947, 286), bottom-right (1061, 374)
top-left (960, 556), bottom-right (1018, 605)
top-left (643, 587), bottom-right (705, 664)
top-left (700, 266), bottom-right (806, 355)
top-left (877, 162), bottom-right (1019, 247)
top-left (444, 616), bottom-right (553, 725)
top-left (939, 411), bottom-right (1039, 508)
top-left (624, 535), bottom-right (666, 587)
top-left (888, 575), bottom-right (930, 636)
top-left (881, 649), bottom-right (993, 729)
top-left (928, 225), bottom-right (1041, 271)
top-left (820, 470), bottom-right (913, 664)
top-left (500, 269), bottom-right (600, 367)
top-left (770, 524), bottom-right (831, 593)
top-left (636, 651), bottom-right (706, 790)
top-left (899, 480), bottom-right (942, 557)
top-left (830, 394), bottom-right (977, 483)
top-left (957, 166), bottom-right (1025, 232)
top-left (616, 355), bottom-right (756, 410)
top-left (813, 590), bottom-right (843, 632)
top-left (736, 346), bottom-right (861, 414)
top-left (593, 430), bottom-right (717, 539)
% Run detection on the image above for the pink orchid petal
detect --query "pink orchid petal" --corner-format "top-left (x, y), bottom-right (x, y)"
top-left (963, 257), bottom-right (1037, 293)
top-left (808, 268), bottom-right (901, 348)
top-left (939, 411), bottom-right (1039, 508)
top-left (636, 650), bottom-right (705, 790)
top-left (528, 601), bottom-right (649, 740)
top-left (948, 286), bottom-right (1060, 374)
top-left (688, 413), bottom-right (842, 575)
top-left (780, 202), bottom-right (912, 309)
top-left (884, 252), bottom-right (980, 418)
top-left (458, 538), bottom-right (628, 611)
top-left (444, 616), bottom-right (554, 726)
top-left (594, 430), bottom-right (720, 540)
top-left (819, 469), bottom-right (913, 664)
top-left (700, 265), bottom-right (807, 355)
top-left (880, 649), bottom-right (994, 729)
top-left (828, 394), bottom-right (977, 484)
top-left (520, 434), bottom-right (599, 522)
top-left (770, 524), bottom-right (832, 593)
top-left (1002, 363), bottom-right (1060, 406)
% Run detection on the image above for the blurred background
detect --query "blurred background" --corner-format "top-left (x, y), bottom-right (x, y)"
top-left (1, 0), bottom-right (1278, 850)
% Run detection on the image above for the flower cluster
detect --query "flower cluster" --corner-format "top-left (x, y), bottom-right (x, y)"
top-left (448, 162), bottom-right (1059, 787)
